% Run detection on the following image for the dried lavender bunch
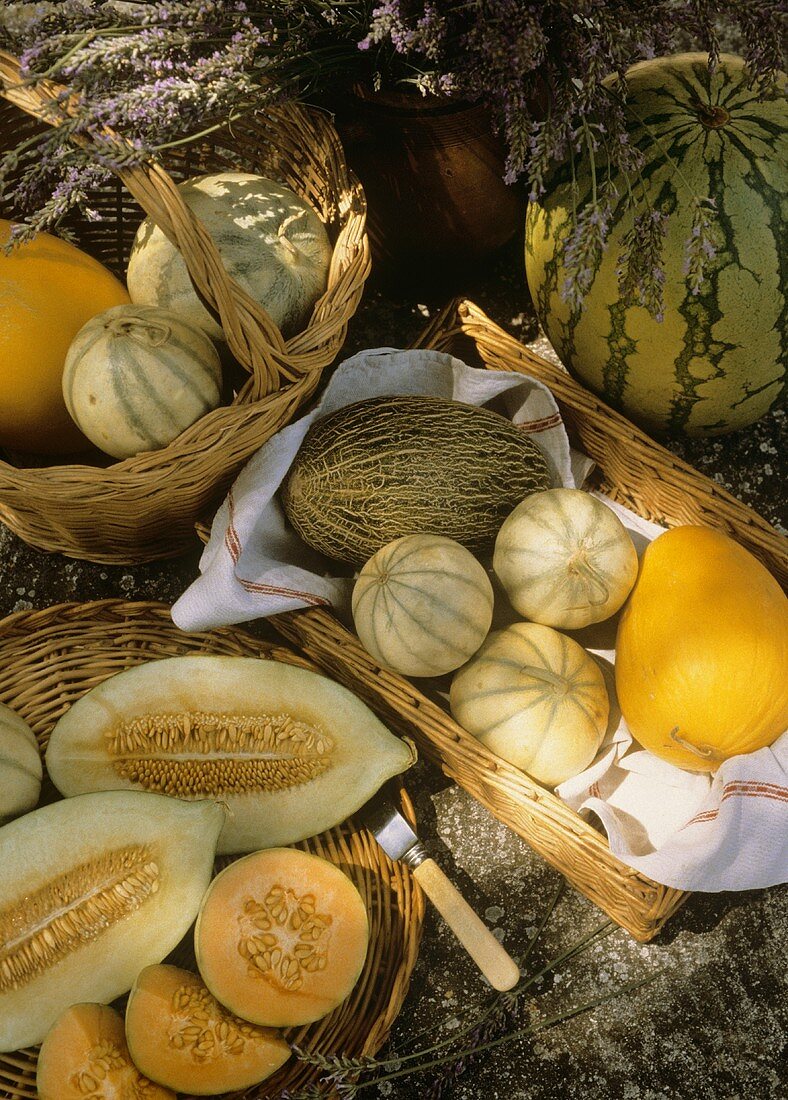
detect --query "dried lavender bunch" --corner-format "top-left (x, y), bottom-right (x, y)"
top-left (0, 0), bottom-right (783, 301)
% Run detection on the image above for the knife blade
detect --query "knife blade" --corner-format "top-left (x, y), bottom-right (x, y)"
top-left (357, 787), bottom-right (521, 992)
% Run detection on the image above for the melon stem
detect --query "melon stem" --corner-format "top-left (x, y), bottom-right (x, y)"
top-left (669, 726), bottom-right (725, 764)
top-left (106, 316), bottom-right (172, 348)
top-left (569, 554), bottom-right (610, 607)
top-left (519, 665), bottom-right (569, 693)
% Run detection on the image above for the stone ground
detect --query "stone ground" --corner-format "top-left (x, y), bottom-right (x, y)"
top-left (0, 235), bottom-right (785, 1099)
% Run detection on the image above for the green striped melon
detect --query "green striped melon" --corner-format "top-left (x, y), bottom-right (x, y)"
top-left (493, 489), bottom-right (638, 629)
top-left (281, 395), bottom-right (552, 565)
top-left (526, 53), bottom-right (786, 436)
top-left (126, 172), bottom-right (332, 341)
top-left (352, 534), bottom-right (494, 677)
top-left (62, 304), bottom-right (222, 458)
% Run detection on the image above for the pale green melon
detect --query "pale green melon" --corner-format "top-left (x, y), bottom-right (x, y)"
top-left (526, 54), bottom-right (786, 436)
top-left (45, 655), bottom-right (416, 854)
top-left (352, 534), bottom-right (494, 677)
top-left (62, 304), bottom-right (222, 458)
top-left (0, 702), bottom-right (42, 822)
top-left (127, 172), bottom-right (332, 340)
top-left (0, 790), bottom-right (224, 1052)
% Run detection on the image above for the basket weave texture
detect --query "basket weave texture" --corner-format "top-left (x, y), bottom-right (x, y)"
top-left (0, 600), bottom-right (423, 1100)
top-left (271, 297), bottom-right (788, 943)
top-left (0, 51), bottom-right (370, 564)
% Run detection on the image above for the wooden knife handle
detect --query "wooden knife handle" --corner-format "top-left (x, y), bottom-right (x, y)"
top-left (412, 858), bottom-right (521, 992)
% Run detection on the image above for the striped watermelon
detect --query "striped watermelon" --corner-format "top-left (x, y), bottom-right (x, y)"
top-left (352, 534), bottom-right (494, 677)
top-left (62, 304), bottom-right (222, 459)
top-left (526, 53), bottom-right (786, 436)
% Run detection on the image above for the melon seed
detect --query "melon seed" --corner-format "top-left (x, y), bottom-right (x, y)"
top-left (0, 845), bottom-right (159, 992)
top-left (106, 711), bottom-right (334, 796)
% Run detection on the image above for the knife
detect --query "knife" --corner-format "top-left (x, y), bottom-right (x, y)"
top-left (357, 787), bottom-right (521, 992)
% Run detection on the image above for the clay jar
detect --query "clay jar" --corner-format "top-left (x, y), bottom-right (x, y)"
top-left (331, 87), bottom-right (525, 290)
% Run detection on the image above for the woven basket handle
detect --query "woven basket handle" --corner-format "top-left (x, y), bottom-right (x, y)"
top-left (0, 50), bottom-right (302, 399)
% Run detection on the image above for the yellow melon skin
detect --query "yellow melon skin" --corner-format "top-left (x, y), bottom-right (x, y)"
top-left (125, 964), bottom-right (290, 1095)
top-left (0, 221), bottom-right (130, 454)
top-left (615, 526), bottom-right (788, 771)
top-left (37, 1002), bottom-right (175, 1100)
top-left (195, 847), bottom-right (369, 1028)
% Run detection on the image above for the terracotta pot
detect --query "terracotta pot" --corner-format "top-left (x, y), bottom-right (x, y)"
top-left (331, 88), bottom-right (526, 289)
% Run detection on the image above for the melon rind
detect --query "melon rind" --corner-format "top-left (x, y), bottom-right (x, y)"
top-left (0, 790), bottom-right (224, 1052)
top-left (0, 702), bottom-right (42, 822)
top-left (126, 172), bottom-right (332, 341)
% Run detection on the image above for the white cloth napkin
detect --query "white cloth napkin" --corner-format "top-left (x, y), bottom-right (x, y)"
top-left (171, 348), bottom-right (788, 894)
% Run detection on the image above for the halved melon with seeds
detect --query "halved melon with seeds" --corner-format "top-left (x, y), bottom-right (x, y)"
top-left (37, 1002), bottom-right (175, 1100)
top-left (195, 847), bottom-right (369, 1027)
top-left (0, 790), bottom-right (223, 1052)
top-left (46, 655), bottom-right (416, 854)
top-left (125, 963), bottom-right (291, 1094)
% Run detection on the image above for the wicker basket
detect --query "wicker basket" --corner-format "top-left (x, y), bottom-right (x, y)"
top-left (0, 52), bottom-right (369, 564)
top-left (0, 600), bottom-right (424, 1100)
top-left (271, 297), bottom-right (788, 943)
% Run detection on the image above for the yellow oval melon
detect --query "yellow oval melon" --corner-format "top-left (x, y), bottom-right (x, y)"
top-left (37, 1002), bottom-right (175, 1100)
top-left (615, 525), bottom-right (788, 771)
top-left (125, 964), bottom-right (291, 1095)
top-left (195, 847), bottom-right (369, 1028)
top-left (0, 220), bottom-right (130, 454)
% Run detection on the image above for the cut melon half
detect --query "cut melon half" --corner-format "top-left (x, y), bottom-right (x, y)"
top-left (0, 789), bottom-right (224, 1052)
top-left (195, 847), bottom-right (369, 1027)
top-left (125, 963), bottom-right (291, 1094)
top-left (37, 1002), bottom-right (175, 1100)
top-left (45, 655), bottom-right (416, 853)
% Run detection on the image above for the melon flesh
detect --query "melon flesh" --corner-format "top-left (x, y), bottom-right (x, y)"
top-left (37, 1002), bottom-right (175, 1100)
top-left (195, 847), bottom-right (369, 1028)
top-left (45, 655), bottom-right (416, 854)
top-left (125, 964), bottom-right (291, 1094)
top-left (0, 790), bottom-right (224, 1052)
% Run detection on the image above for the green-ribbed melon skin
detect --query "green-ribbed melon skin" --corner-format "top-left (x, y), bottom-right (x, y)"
top-left (281, 395), bottom-right (552, 565)
top-left (525, 53), bottom-right (786, 437)
top-left (126, 172), bottom-right (332, 341)
top-left (62, 304), bottom-right (222, 459)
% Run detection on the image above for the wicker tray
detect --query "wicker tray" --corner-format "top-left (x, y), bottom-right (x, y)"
top-left (0, 600), bottom-right (424, 1100)
top-left (0, 52), bottom-right (369, 564)
top-left (271, 297), bottom-right (788, 943)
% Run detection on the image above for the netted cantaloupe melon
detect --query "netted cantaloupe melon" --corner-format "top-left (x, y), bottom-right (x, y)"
top-left (125, 964), bottom-right (291, 1095)
top-left (195, 847), bottom-right (369, 1028)
top-left (281, 395), bottom-right (552, 566)
top-left (37, 1002), bottom-right (175, 1100)
top-left (45, 655), bottom-right (416, 854)
top-left (0, 790), bottom-right (223, 1052)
